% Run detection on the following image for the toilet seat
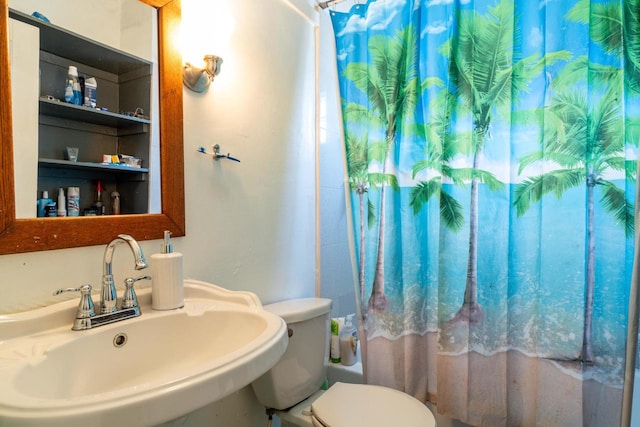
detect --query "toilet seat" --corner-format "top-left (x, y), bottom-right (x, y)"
top-left (309, 382), bottom-right (436, 427)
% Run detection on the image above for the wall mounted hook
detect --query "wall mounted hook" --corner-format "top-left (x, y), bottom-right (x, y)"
top-left (197, 145), bottom-right (241, 162)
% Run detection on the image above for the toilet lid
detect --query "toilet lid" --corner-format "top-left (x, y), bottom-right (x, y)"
top-left (310, 382), bottom-right (436, 427)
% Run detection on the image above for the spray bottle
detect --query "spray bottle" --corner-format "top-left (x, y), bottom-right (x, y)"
top-left (56, 188), bottom-right (66, 217)
top-left (339, 314), bottom-right (358, 366)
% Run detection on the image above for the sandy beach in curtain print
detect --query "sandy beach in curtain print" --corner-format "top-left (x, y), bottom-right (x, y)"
top-left (366, 332), bottom-right (622, 426)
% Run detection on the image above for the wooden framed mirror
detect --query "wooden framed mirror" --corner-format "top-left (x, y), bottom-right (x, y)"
top-left (0, 0), bottom-right (185, 255)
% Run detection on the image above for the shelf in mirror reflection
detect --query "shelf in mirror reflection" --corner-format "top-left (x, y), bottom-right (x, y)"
top-left (38, 158), bottom-right (149, 174)
top-left (9, 8), bottom-right (151, 75)
top-left (39, 98), bottom-right (150, 129)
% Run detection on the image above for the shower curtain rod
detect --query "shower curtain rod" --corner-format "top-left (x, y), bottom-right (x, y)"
top-left (318, 0), bottom-right (349, 9)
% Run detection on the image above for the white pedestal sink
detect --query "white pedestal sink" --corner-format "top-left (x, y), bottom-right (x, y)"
top-left (0, 280), bottom-right (288, 426)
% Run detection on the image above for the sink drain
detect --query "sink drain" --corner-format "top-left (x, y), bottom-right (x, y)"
top-left (113, 333), bottom-right (128, 347)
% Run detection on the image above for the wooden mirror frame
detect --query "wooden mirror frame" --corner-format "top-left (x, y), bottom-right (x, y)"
top-left (0, 0), bottom-right (185, 255)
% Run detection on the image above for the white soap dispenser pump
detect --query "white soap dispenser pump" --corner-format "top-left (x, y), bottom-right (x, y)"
top-left (151, 230), bottom-right (184, 310)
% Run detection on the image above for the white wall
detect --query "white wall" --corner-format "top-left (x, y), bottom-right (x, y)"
top-left (9, 18), bottom-right (39, 219)
top-left (179, 0), bottom-right (319, 308)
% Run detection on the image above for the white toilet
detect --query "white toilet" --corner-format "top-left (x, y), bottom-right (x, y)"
top-left (251, 298), bottom-right (436, 427)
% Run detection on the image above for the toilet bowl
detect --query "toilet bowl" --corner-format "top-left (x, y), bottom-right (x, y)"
top-left (251, 298), bottom-right (436, 427)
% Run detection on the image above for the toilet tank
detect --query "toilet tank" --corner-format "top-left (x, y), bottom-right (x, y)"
top-left (251, 298), bottom-right (332, 410)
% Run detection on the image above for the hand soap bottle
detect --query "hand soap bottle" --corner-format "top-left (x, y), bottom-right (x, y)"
top-left (151, 230), bottom-right (184, 310)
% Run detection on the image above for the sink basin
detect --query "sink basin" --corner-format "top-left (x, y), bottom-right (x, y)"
top-left (0, 280), bottom-right (288, 426)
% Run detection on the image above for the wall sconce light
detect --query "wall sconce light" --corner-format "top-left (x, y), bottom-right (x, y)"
top-left (183, 55), bottom-right (223, 93)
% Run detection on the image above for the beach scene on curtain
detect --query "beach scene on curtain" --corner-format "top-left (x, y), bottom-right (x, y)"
top-left (331, 0), bottom-right (639, 425)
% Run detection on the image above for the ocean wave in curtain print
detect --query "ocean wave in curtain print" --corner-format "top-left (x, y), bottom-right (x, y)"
top-left (330, 0), bottom-right (640, 425)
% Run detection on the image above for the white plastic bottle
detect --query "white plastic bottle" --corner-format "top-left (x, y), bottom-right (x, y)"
top-left (56, 188), bottom-right (66, 217)
top-left (151, 230), bottom-right (184, 310)
top-left (339, 314), bottom-right (358, 366)
top-left (110, 191), bottom-right (120, 215)
top-left (83, 76), bottom-right (97, 108)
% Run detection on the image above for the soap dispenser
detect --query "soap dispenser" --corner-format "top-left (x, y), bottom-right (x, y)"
top-left (151, 231), bottom-right (184, 310)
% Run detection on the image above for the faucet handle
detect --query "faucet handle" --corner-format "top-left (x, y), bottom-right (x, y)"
top-left (121, 275), bottom-right (151, 309)
top-left (54, 284), bottom-right (95, 329)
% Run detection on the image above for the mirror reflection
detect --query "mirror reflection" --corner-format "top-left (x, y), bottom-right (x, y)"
top-left (8, 0), bottom-right (160, 218)
top-left (0, 0), bottom-right (185, 255)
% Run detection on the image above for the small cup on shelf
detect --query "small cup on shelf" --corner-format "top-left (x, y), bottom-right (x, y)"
top-left (65, 147), bottom-right (79, 162)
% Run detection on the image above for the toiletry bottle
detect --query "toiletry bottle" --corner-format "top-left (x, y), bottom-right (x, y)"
top-left (151, 230), bottom-right (184, 310)
top-left (37, 190), bottom-right (53, 217)
top-left (111, 191), bottom-right (120, 215)
top-left (330, 317), bottom-right (342, 363)
top-left (56, 188), bottom-right (67, 217)
top-left (93, 180), bottom-right (105, 215)
top-left (339, 314), bottom-right (358, 366)
top-left (84, 77), bottom-right (97, 108)
top-left (67, 187), bottom-right (80, 216)
top-left (64, 66), bottom-right (82, 105)
top-left (45, 201), bottom-right (57, 217)
top-left (64, 78), bottom-right (74, 103)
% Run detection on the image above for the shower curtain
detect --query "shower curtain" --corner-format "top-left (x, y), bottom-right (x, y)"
top-left (330, 0), bottom-right (640, 425)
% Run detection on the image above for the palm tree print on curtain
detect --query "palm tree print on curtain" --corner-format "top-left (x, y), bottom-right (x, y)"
top-left (330, 0), bottom-right (638, 425)
top-left (342, 24), bottom-right (421, 312)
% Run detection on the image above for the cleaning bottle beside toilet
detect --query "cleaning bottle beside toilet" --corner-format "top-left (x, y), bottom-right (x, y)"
top-left (339, 314), bottom-right (358, 366)
top-left (330, 317), bottom-right (342, 363)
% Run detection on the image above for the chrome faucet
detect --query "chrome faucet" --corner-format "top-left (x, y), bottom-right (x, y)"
top-left (54, 234), bottom-right (150, 331)
top-left (101, 234), bottom-right (148, 314)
